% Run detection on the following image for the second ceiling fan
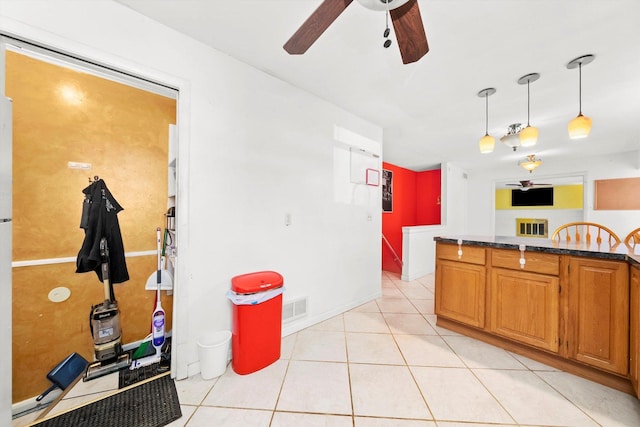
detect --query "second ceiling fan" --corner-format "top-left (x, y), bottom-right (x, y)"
top-left (283, 0), bottom-right (429, 64)
top-left (506, 180), bottom-right (552, 191)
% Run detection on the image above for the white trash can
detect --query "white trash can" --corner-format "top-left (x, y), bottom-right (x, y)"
top-left (197, 330), bottom-right (232, 380)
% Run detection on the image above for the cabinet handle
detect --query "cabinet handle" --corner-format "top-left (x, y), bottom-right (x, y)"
top-left (457, 239), bottom-right (463, 259)
top-left (519, 244), bottom-right (526, 269)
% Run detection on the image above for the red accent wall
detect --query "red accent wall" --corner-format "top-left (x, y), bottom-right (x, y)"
top-left (416, 169), bottom-right (442, 225)
top-left (382, 163), bottom-right (441, 273)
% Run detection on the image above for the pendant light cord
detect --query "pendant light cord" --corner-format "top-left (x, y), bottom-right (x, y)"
top-left (578, 62), bottom-right (583, 115)
top-left (485, 92), bottom-right (489, 136)
top-left (526, 80), bottom-right (531, 126)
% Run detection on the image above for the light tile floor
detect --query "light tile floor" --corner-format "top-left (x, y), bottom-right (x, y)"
top-left (15, 271), bottom-right (640, 426)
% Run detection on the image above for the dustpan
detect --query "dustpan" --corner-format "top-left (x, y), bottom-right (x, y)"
top-left (37, 352), bottom-right (89, 401)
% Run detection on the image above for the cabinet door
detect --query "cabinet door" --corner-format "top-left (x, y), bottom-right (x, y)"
top-left (435, 259), bottom-right (486, 328)
top-left (568, 257), bottom-right (629, 375)
top-left (630, 266), bottom-right (640, 397)
top-left (490, 268), bottom-right (559, 352)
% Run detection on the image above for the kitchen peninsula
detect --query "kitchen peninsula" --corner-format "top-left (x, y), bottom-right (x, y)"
top-left (434, 236), bottom-right (640, 398)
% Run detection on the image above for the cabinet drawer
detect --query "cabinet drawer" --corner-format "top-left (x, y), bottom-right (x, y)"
top-left (437, 243), bottom-right (486, 265)
top-left (491, 248), bottom-right (559, 276)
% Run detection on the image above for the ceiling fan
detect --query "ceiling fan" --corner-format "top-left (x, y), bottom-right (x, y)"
top-left (506, 180), bottom-right (553, 191)
top-left (283, 0), bottom-right (429, 64)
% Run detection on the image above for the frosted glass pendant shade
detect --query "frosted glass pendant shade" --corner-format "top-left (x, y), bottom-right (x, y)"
top-left (568, 114), bottom-right (592, 139)
top-left (520, 125), bottom-right (538, 147)
top-left (479, 134), bottom-right (495, 153)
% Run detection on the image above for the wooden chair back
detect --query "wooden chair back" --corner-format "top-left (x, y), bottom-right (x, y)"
top-left (551, 222), bottom-right (621, 247)
top-left (624, 227), bottom-right (640, 250)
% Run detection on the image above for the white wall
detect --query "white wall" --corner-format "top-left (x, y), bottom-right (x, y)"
top-left (466, 150), bottom-right (640, 239)
top-left (401, 225), bottom-right (445, 280)
top-left (0, 0), bottom-right (383, 401)
top-left (442, 162), bottom-right (469, 235)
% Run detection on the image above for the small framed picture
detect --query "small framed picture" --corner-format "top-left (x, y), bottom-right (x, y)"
top-left (366, 168), bottom-right (380, 186)
top-left (382, 169), bottom-right (392, 212)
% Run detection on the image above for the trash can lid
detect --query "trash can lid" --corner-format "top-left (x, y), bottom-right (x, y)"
top-left (231, 271), bottom-right (284, 294)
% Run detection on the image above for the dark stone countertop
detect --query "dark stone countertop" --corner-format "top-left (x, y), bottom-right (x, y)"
top-left (434, 235), bottom-right (640, 267)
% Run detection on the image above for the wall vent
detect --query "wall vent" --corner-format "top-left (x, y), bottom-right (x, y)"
top-left (516, 218), bottom-right (548, 238)
top-left (283, 297), bottom-right (307, 323)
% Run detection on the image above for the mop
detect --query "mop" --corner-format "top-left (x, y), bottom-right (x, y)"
top-left (131, 228), bottom-right (172, 370)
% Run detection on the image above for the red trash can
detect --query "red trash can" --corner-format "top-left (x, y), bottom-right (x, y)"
top-left (228, 271), bottom-right (284, 375)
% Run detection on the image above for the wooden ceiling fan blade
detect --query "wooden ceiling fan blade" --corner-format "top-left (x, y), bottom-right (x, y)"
top-left (390, 0), bottom-right (429, 64)
top-left (284, 0), bottom-right (354, 54)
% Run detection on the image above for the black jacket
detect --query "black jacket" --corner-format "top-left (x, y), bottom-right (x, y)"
top-left (76, 179), bottom-right (129, 284)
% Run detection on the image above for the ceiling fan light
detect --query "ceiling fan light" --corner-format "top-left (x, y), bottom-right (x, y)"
top-left (520, 125), bottom-right (538, 147)
top-left (568, 113), bottom-right (592, 139)
top-left (357, 0), bottom-right (411, 11)
top-left (479, 134), bottom-right (495, 154)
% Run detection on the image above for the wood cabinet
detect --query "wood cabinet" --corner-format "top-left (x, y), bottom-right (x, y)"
top-left (490, 267), bottom-right (559, 352)
top-left (630, 266), bottom-right (640, 397)
top-left (435, 244), bottom-right (486, 328)
top-left (567, 257), bottom-right (629, 375)
top-left (435, 241), bottom-right (639, 396)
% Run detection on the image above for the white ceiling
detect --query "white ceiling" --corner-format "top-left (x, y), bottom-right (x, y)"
top-left (117, 0), bottom-right (640, 172)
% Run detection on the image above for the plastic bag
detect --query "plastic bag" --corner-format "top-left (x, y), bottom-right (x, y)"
top-left (226, 286), bottom-right (285, 305)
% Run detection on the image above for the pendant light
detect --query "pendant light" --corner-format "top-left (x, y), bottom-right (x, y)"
top-left (500, 123), bottom-right (522, 151)
top-left (519, 154), bottom-right (542, 173)
top-left (567, 54), bottom-right (595, 139)
top-left (517, 73), bottom-right (540, 147)
top-left (478, 88), bottom-right (496, 154)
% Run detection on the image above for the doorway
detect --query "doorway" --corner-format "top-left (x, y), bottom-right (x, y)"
top-left (3, 38), bottom-right (178, 404)
top-left (494, 174), bottom-right (585, 238)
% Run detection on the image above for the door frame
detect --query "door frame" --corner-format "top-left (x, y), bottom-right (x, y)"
top-left (1, 33), bottom-right (191, 408)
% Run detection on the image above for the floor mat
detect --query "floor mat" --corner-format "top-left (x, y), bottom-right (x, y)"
top-left (119, 338), bottom-right (171, 388)
top-left (33, 373), bottom-right (181, 427)
top-left (119, 362), bottom-right (169, 389)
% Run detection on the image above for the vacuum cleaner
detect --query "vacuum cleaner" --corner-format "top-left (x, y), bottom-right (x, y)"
top-left (84, 238), bottom-right (130, 381)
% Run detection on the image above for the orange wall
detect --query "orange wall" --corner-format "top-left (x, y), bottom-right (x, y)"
top-left (7, 51), bottom-right (176, 402)
top-left (382, 162), bottom-right (441, 273)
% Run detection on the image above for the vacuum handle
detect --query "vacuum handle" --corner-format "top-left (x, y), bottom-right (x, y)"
top-left (156, 227), bottom-right (162, 271)
top-left (101, 262), bottom-right (111, 302)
